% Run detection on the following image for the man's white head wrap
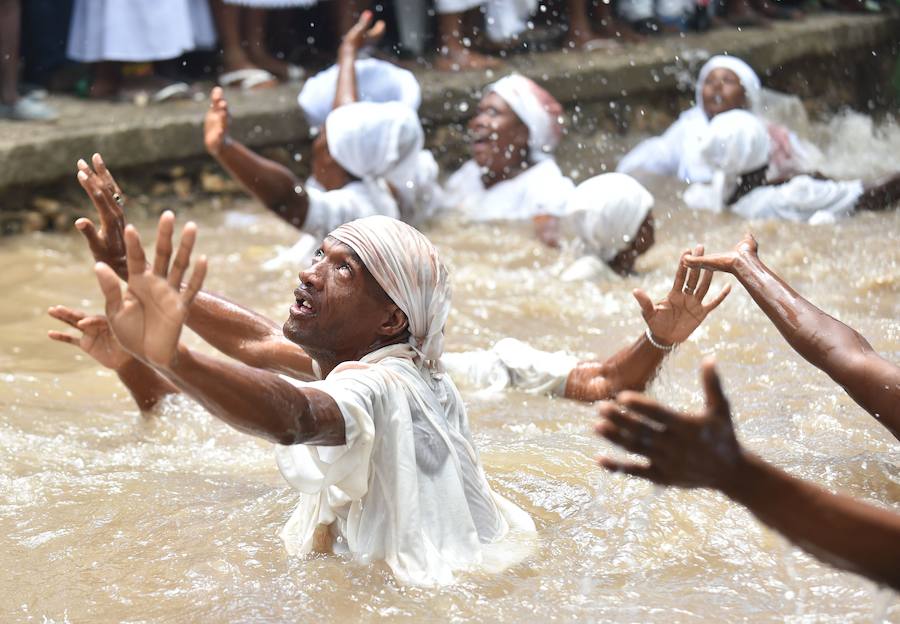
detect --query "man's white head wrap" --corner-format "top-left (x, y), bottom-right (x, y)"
top-left (325, 101), bottom-right (424, 186)
top-left (330, 215), bottom-right (451, 370)
top-left (298, 58), bottom-right (422, 128)
top-left (565, 173), bottom-right (654, 262)
top-left (486, 74), bottom-right (564, 163)
top-left (696, 55), bottom-right (762, 115)
top-left (683, 109), bottom-right (771, 212)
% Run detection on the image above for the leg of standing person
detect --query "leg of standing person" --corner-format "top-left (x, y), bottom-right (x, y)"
top-left (210, 0), bottom-right (277, 88)
top-left (435, 9), bottom-right (499, 71)
top-left (244, 7), bottom-right (306, 81)
top-left (0, 0), bottom-right (57, 119)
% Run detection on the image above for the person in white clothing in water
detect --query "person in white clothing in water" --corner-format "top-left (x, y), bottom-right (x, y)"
top-left (204, 12), bottom-right (431, 242)
top-left (442, 73), bottom-right (576, 246)
top-left (682, 109), bottom-right (900, 223)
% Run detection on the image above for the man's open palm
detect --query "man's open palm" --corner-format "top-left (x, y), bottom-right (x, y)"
top-left (95, 212), bottom-right (207, 368)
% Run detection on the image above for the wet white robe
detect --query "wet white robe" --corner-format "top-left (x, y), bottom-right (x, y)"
top-left (274, 344), bottom-right (535, 586)
top-left (303, 177), bottom-right (399, 240)
top-left (443, 159), bottom-right (574, 222)
top-left (67, 0), bottom-right (215, 63)
top-left (730, 176), bottom-right (864, 225)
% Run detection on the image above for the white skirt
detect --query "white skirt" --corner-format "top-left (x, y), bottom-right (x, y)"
top-left (68, 0), bottom-right (215, 63)
top-left (222, 0), bottom-right (318, 6)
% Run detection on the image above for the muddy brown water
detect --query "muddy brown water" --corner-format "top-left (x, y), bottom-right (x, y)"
top-left (1, 111), bottom-right (899, 622)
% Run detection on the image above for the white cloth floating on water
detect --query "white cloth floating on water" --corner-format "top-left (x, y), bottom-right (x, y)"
top-left (443, 159), bottom-right (574, 221)
top-left (275, 217), bottom-right (535, 586)
top-left (731, 176), bottom-right (863, 224)
top-left (68, 0), bottom-right (215, 62)
top-left (298, 59), bottom-right (422, 128)
top-left (562, 173), bottom-right (655, 263)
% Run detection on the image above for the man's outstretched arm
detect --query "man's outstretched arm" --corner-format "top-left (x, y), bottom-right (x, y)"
top-left (94, 215), bottom-right (344, 446)
top-left (203, 88), bottom-right (310, 228)
top-left (47, 306), bottom-right (177, 411)
top-left (684, 234), bottom-right (900, 441)
top-left (564, 245), bottom-right (730, 402)
top-left (74, 157), bottom-right (314, 380)
top-left (596, 359), bottom-right (900, 590)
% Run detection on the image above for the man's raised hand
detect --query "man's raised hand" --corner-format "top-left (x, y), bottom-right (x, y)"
top-left (595, 358), bottom-right (744, 489)
top-left (204, 87), bottom-right (230, 157)
top-left (48, 306), bottom-right (132, 370)
top-left (341, 10), bottom-right (386, 53)
top-left (682, 233), bottom-right (759, 275)
top-left (75, 153), bottom-right (129, 279)
top-left (634, 245), bottom-right (731, 347)
top-left (94, 211), bottom-right (207, 369)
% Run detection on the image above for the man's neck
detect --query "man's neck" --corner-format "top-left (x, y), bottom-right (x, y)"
top-left (303, 335), bottom-right (410, 378)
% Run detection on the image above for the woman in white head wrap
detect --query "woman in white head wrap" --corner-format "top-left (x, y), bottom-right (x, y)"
top-left (443, 73), bottom-right (575, 240)
top-left (275, 215), bottom-right (536, 586)
top-left (617, 55), bottom-right (820, 184)
top-left (559, 173), bottom-right (656, 281)
top-left (683, 109), bottom-right (869, 224)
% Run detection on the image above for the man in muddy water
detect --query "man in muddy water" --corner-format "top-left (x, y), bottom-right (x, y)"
top-left (52, 154), bottom-right (730, 585)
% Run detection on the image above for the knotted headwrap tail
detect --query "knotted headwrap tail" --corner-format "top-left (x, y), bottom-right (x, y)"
top-left (487, 74), bottom-right (564, 163)
top-left (330, 216), bottom-right (451, 371)
top-left (565, 173), bottom-right (655, 262)
top-left (325, 101), bottom-right (424, 186)
top-left (696, 55), bottom-right (762, 115)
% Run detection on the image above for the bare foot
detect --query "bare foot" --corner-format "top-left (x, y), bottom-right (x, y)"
top-left (220, 50), bottom-right (278, 89)
top-left (246, 49), bottom-right (297, 81)
top-left (434, 46), bottom-right (501, 71)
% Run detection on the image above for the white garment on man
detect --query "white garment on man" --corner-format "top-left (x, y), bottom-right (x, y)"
top-left (68, 0), bottom-right (215, 62)
top-left (444, 159), bottom-right (574, 221)
top-left (683, 109), bottom-right (863, 224)
top-left (617, 55), bottom-right (818, 183)
top-left (274, 216), bottom-right (535, 587)
top-left (484, 0), bottom-right (538, 42)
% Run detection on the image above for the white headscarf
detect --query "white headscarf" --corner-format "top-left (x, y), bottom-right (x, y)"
top-left (683, 109), bottom-right (771, 213)
top-left (325, 101), bottom-right (424, 187)
top-left (298, 58), bottom-right (422, 128)
top-left (695, 55), bottom-right (762, 113)
top-left (330, 216), bottom-right (451, 369)
top-left (564, 173), bottom-right (654, 262)
top-left (487, 74), bottom-right (564, 163)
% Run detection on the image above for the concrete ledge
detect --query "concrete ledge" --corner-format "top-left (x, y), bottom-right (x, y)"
top-left (0, 13), bottom-right (896, 195)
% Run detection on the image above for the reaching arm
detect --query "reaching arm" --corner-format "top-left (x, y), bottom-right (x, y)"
top-left (596, 359), bottom-right (900, 590)
top-left (203, 88), bottom-right (310, 228)
top-left (47, 306), bottom-right (177, 411)
top-left (684, 235), bottom-right (900, 440)
top-left (93, 213), bottom-right (344, 445)
top-left (565, 246), bottom-right (730, 402)
top-left (74, 156), bottom-right (314, 379)
top-left (332, 11), bottom-right (385, 110)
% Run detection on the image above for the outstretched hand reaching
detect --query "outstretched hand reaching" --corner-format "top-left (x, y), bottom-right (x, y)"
top-left (595, 358), bottom-right (744, 489)
top-left (682, 233), bottom-right (759, 274)
top-left (48, 305), bottom-right (131, 370)
top-left (634, 245), bottom-right (731, 346)
top-left (75, 153), bottom-right (129, 279)
top-left (95, 211), bottom-right (207, 368)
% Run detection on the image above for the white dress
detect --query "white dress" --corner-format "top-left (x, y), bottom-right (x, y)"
top-left (730, 176), bottom-right (864, 225)
top-left (443, 159), bottom-right (575, 221)
top-left (274, 344), bottom-right (536, 586)
top-left (223, 0), bottom-right (318, 7)
top-left (67, 0), bottom-right (215, 63)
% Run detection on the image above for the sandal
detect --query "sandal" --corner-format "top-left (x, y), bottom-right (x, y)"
top-left (219, 68), bottom-right (279, 90)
